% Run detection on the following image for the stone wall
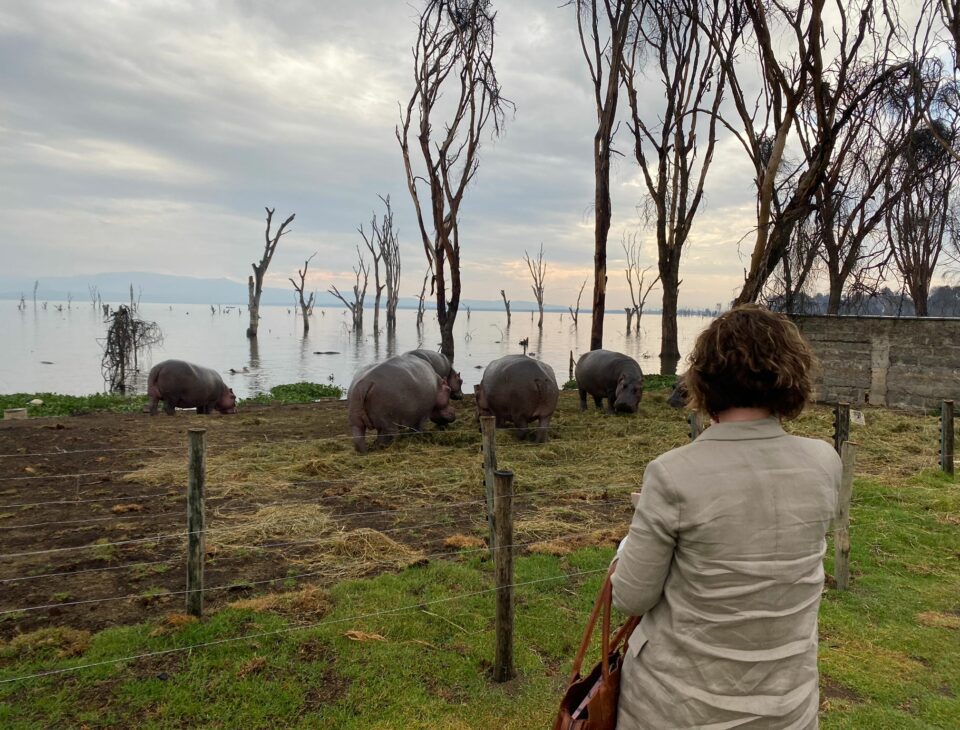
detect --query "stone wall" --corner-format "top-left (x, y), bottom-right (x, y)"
top-left (791, 315), bottom-right (960, 411)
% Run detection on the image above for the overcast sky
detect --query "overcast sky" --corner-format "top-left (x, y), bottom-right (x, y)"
top-left (0, 1), bottom-right (910, 310)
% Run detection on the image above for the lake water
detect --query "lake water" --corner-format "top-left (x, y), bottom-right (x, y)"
top-left (1, 302), bottom-right (713, 398)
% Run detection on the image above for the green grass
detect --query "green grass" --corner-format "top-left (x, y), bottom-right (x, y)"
top-left (0, 398), bottom-right (957, 727)
top-left (0, 382), bottom-right (344, 417)
top-left (241, 382), bottom-right (344, 405)
top-left (0, 392), bottom-right (149, 418)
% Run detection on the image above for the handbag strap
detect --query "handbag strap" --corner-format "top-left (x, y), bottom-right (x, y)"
top-left (567, 572), bottom-right (609, 683)
top-left (568, 566), bottom-right (641, 684)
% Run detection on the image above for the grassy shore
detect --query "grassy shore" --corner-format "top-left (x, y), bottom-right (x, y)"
top-left (0, 387), bottom-right (957, 728)
top-left (0, 382), bottom-right (343, 418)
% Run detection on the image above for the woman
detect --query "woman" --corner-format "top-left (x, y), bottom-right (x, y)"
top-left (612, 305), bottom-right (840, 728)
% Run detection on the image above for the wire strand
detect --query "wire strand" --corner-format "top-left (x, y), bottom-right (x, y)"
top-left (0, 568), bottom-right (607, 685)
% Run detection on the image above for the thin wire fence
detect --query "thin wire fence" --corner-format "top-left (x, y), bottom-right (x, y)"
top-left (0, 567), bottom-right (608, 686)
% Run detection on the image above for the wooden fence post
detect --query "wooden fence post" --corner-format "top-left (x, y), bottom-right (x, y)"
top-left (480, 414), bottom-right (498, 554)
top-left (941, 400), bottom-right (955, 476)
top-left (569, 350), bottom-right (575, 381)
top-left (187, 428), bottom-right (206, 618)
top-left (493, 469), bottom-right (515, 683)
top-left (833, 401), bottom-right (850, 455)
top-left (835, 441), bottom-right (856, 591)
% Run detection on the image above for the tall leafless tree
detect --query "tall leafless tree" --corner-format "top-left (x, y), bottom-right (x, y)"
top-left (397, 0), bottom-right (512, 362)
top-left (373, 195), bottom-right (402, 333)
top-left (359, 216), bottom-right (385, 333)
top-left (701, 0), bottom-right (904, 305)
top-left (289, 253), bottom-right (317, 335)
top-left (622, 0), bottom-right (730, 372)
top-left (571, 0), bottom-right (635, 351)
top-left (622, 232), bottom-right (661, 333)
top-left (568, 279), bottom-right (587, 327)
top-left (329, 247), bottom-right (370, 332)
top-left (886, 123), bottom-right (959, 316)
top-left (247, 207), bottom-right (295, 338)
top-left (417, 267), bottom-right (431, 331)
top-left (523, 243), bottom-right (547, 329)
top-left (499, 289), bottom-right (512, 327)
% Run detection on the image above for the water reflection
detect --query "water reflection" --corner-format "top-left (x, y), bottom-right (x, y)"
top-left (2, 302), bottom-right (712, 397)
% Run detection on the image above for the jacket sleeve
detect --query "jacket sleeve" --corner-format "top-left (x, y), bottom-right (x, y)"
top-left (611, 458), bottom-right (678, 616)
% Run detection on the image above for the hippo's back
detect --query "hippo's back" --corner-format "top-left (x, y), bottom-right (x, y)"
top-left (577, 349), bottom-right (641, 383)
top-left (349, 354), bottom-right (440, 425)
top-left (405, 349), bottom-right (452, 379)
top-left (482, 355), bottom-right (558, 413)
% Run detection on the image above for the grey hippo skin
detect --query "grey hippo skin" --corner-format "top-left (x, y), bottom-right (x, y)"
top-left (348, 354), bottom-right (456, 453)
top-left (575, 349), bottom-right (645, 414)
top-left (148, 360), bottom-right (237, 415)
top-left (667, 373), bottom-right (688, 409)
top-left (404, 349), bottom-right (464, 400)
top-left (476, 354), bottom-right (559, 442)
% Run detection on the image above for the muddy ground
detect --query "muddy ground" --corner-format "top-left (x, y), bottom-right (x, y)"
top-left (0, 394), bottom-right (645, 639)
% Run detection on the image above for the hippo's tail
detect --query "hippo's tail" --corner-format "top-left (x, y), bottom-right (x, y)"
top-left (147, 365), bottom-right (162, 399)
top-left (348, 380), bottom-right (376, 430)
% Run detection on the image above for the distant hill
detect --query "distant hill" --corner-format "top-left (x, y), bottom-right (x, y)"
top-left (0, 272), bottom-right (579, 312)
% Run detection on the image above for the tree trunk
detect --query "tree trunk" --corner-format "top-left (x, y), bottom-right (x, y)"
top-left (827, 274), bottom-right (844, 315)
top-left (373, 288), bottom-right (382, 332)
top-left (246, 274), bottom-right (261, 338)
top-left (301, 304), bottom-right (310, 334)
top-left (660, 280), bottom-right (680, 375)
top-left (625, 308), bottom-right (633, 333)
top-left (537, 303), bottom-right (543, 330)
top-left (591, 125), bottom-right (612, 351)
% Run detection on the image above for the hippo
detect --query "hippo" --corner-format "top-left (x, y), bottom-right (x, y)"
top-left (575, 349), bottom-right (644, 414)
top-left (404, 349), bottom-right (464, 400)
top-left (148, 360), bottom-right (237, 415)
top-left (476, 355), bottom-right (559, 442)
top-left (667, 374), bottom-right (689, 409)
top-left (348, 354), bottom-right (456, 453)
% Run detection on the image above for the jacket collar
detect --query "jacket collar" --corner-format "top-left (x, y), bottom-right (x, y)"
top-left (695, 416), bottom-right (786, 441)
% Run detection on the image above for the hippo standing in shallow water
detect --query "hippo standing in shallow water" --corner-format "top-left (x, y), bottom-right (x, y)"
top-left (348, 354), bottom-right (456, 453)
top-left (575, 349), bottom-right (644, 414)
top-left (476, 355), bottom-right (559, 442)
top-left (148, 360), bottom-right (236, 415)
top-left (404, 349), bottom-right (464, 400)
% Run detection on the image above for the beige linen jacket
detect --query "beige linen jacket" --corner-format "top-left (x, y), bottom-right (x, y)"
top-left (611, 417), bottom-right (840, 729)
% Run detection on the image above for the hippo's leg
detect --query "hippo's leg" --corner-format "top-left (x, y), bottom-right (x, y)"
top-left (514, 417), bottom-right (528, 441)
top-left (606, 395), bottom-right (616, 415)
top-left (535, 416), bottom-right (551, 443)
top-left (376, 427), bottom-right (398, 448)
top-left (148, 396), bottom-right (159, 416)
top-left (196, 406), bottom-right (205, 415)
top-left (593, 394), bottom-right (604, 411)
top-left (578, 388), bottom-right (588, 412)
top-left (163, 400), bottom-right (176, 416)
top-left (351, 425), bottom-right (368, 454)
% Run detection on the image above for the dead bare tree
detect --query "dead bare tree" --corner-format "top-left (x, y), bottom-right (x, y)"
top-left (417, 267), bottom-right (431, 331)
top-left (397, 0), bottom-right (512, 362)
top-left (523, 243), bottom-right (547, 329)
top-left (622, 232), bottom-right (660, 334)
top-left (100, 305), bottom-right (162, 394)
top-left (247, 207), bottom-right (295, 338)
top-left (500, 289), bottom-right (511, 327)
top-left (570, 0), bottom-right (635, 350)
top-left (329, 247), bottom-right (370, 331)
top-left (622, 0), bottom-right (730, 372)
top-left (359, 218), bottom-right (385, 334)
top-left (701, 0), bottom-right (904, 305)
top-left (886, 123), bottom-right (959, 316)
top-left (289, 253), bottom-right (317, 335)
top-left (568, 279), bottom-right (587, 327)
top-left (373, 195), bottom-right (402, 332)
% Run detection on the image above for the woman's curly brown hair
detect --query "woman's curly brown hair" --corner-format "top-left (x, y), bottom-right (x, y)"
top-left (684, 304), bottom-right (815, 420)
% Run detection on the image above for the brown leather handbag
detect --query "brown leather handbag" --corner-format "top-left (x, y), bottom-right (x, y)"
top-left (553, 572), bottom-right (640, 730)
